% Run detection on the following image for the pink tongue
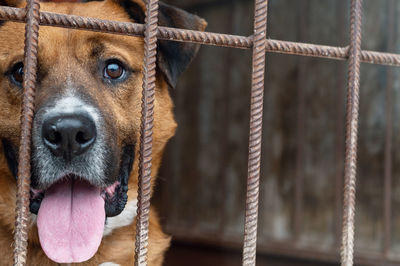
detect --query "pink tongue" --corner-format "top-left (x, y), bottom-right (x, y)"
top-left (37, 179), bottom-right (105, 263)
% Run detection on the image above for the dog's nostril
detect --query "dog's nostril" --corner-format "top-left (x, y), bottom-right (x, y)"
top-left (76, 131), bottom-right (90, 144)
top-left (42, 114), bottom-right (97, 161)
top-left (53, 131), bottom-right (62, 144)
top-left (45, 129), bottom-right (62, 145)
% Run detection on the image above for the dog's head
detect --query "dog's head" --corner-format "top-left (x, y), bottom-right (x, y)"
top-left (0, 0), bottom-right (205, 263)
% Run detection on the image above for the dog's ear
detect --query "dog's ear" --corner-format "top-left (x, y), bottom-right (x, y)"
top-left (0, 0), bottom-right (24, 7)
top-left (116, 0), bottom-right (207, 88)
top-left (157, 2), bottom-right (207, 88)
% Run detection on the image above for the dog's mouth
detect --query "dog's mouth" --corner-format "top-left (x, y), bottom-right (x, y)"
top-left (30, 174), bottom-right (125, 217)
top-left (2, 139), bottom-right (135, 263)
top-left (29, 168), bottom-right (130, 218)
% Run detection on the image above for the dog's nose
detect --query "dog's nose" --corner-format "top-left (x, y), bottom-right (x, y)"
top-left (42, 114), bottom-right (96, 161)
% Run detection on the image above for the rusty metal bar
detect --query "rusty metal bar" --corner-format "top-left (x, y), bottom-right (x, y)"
top-left (242, 0), bottom-right (267, 265)
top-left (0, 6), bottom-right (251, 48)
top-left (134, 0), bottom-right (159, 265)
top-left (1, 6), bottom-right (400, 66)
top-left (383, 0), bottom-right (395, 256)
top-left (341, 0), bottom-right (363, 265)
top-left (13, 0), bottom-right (40, 265)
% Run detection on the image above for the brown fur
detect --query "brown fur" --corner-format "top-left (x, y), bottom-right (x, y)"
top-left (0, 0), bottom-right (206, 265)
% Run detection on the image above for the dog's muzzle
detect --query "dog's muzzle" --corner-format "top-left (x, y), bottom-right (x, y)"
top-left (15, 94), bottom-right (136, 263)
top-left (30, 95), bottom-right (132, 217)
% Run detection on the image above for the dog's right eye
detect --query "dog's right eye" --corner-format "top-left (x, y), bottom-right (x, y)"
top-left (9, 62), bottom-right (24, 87)
top-left (103, 60), bottom-right (125, 81)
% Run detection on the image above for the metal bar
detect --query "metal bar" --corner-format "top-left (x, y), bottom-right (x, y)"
top-left (13, 0), bottom-right (40, 265)
top-left (134, 0), bottom-right (159, 265)
top-left (0, 6), bottom-right (251, 48)
top-left (13, 0), bottom-right (40, 264)
top-left (242, 0), bottom-right (268, 265)
top-left (341, 0), bottom-right (363, 266)
top-left (383, 0), bottom-right (395, 256)
top-left (1, 6), bottom-right (400, 66)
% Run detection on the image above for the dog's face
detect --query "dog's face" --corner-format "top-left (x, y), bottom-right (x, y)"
top-left (0, 0), bottom-right (206, 263)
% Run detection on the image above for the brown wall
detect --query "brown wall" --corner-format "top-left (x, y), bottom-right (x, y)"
top-left (154, 0), bottom-right (400, 264)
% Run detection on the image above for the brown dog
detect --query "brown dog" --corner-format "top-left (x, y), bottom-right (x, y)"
top-left (0, 0), bottom-right (206, 264)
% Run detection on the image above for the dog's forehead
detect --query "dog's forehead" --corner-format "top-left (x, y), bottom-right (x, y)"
top-left (0, 0), bottom-right (145, 67)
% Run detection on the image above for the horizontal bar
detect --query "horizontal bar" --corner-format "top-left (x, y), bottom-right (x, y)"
top-left (1, 6), bottom-right (400, 66)
top-left (0, 6), bottom-right (251, 48)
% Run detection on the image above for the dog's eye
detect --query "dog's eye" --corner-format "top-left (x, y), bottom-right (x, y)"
top-left (10, 62), bottom-right (24, 87)
top-left (104, 61), bottom-right (125, 80)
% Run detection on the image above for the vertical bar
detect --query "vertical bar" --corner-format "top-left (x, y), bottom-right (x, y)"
top-left (13, 0), bottom-right (40, 265)
top-left (242, 0), bottom-right (268, 265)
top-left (335, 0), bottom-right (346, 249)
top-left (341, 0), bottom-right (363, 266)
top-left (135, 0), bottom-right (159, 265)
top-left (294, 0), bottom-right (308, 243)
top-left (383, 0), bottom-right (395, 256)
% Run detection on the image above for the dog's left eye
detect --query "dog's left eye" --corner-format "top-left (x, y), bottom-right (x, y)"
top-left (103, 61), bottom-right (125, 80)
top-left (9, 62), bottom-right (24, 87)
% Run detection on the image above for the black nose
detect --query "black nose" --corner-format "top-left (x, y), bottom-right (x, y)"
top-left (42, 114), bottom-right (96, 161)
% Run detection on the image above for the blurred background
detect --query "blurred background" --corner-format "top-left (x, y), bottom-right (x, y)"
top-left (152, 0), bottom-right (400, 265)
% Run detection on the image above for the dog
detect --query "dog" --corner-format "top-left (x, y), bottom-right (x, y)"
top-left (0, 0), bottom-right (206, 264)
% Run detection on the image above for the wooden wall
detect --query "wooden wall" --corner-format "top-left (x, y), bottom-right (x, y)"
top-left (153, 0), bottom-right (400, 263)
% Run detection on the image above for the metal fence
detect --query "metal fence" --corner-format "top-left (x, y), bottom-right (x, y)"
top-left (0, 0), bottom-right (399, 265)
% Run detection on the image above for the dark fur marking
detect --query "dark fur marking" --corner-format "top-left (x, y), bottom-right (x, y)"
top-left (104, 144), bottom-right (134, 217)
top-left (0, 0), bottom-right (20, 7)
top-left (91, 42), bottom-right (105, 58)
top-left (156, 2), bottom-right (206, 88)
top-left (30, 191), bottom-right (44, 214)
top-left (0, 0), bottom-right (5, 29)
top-left (2, 139), bottom-right (17, 178)
top-left (36, 61), bottom-right (48, 87)
top-left (119, 0), bottom-right (145, 24)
